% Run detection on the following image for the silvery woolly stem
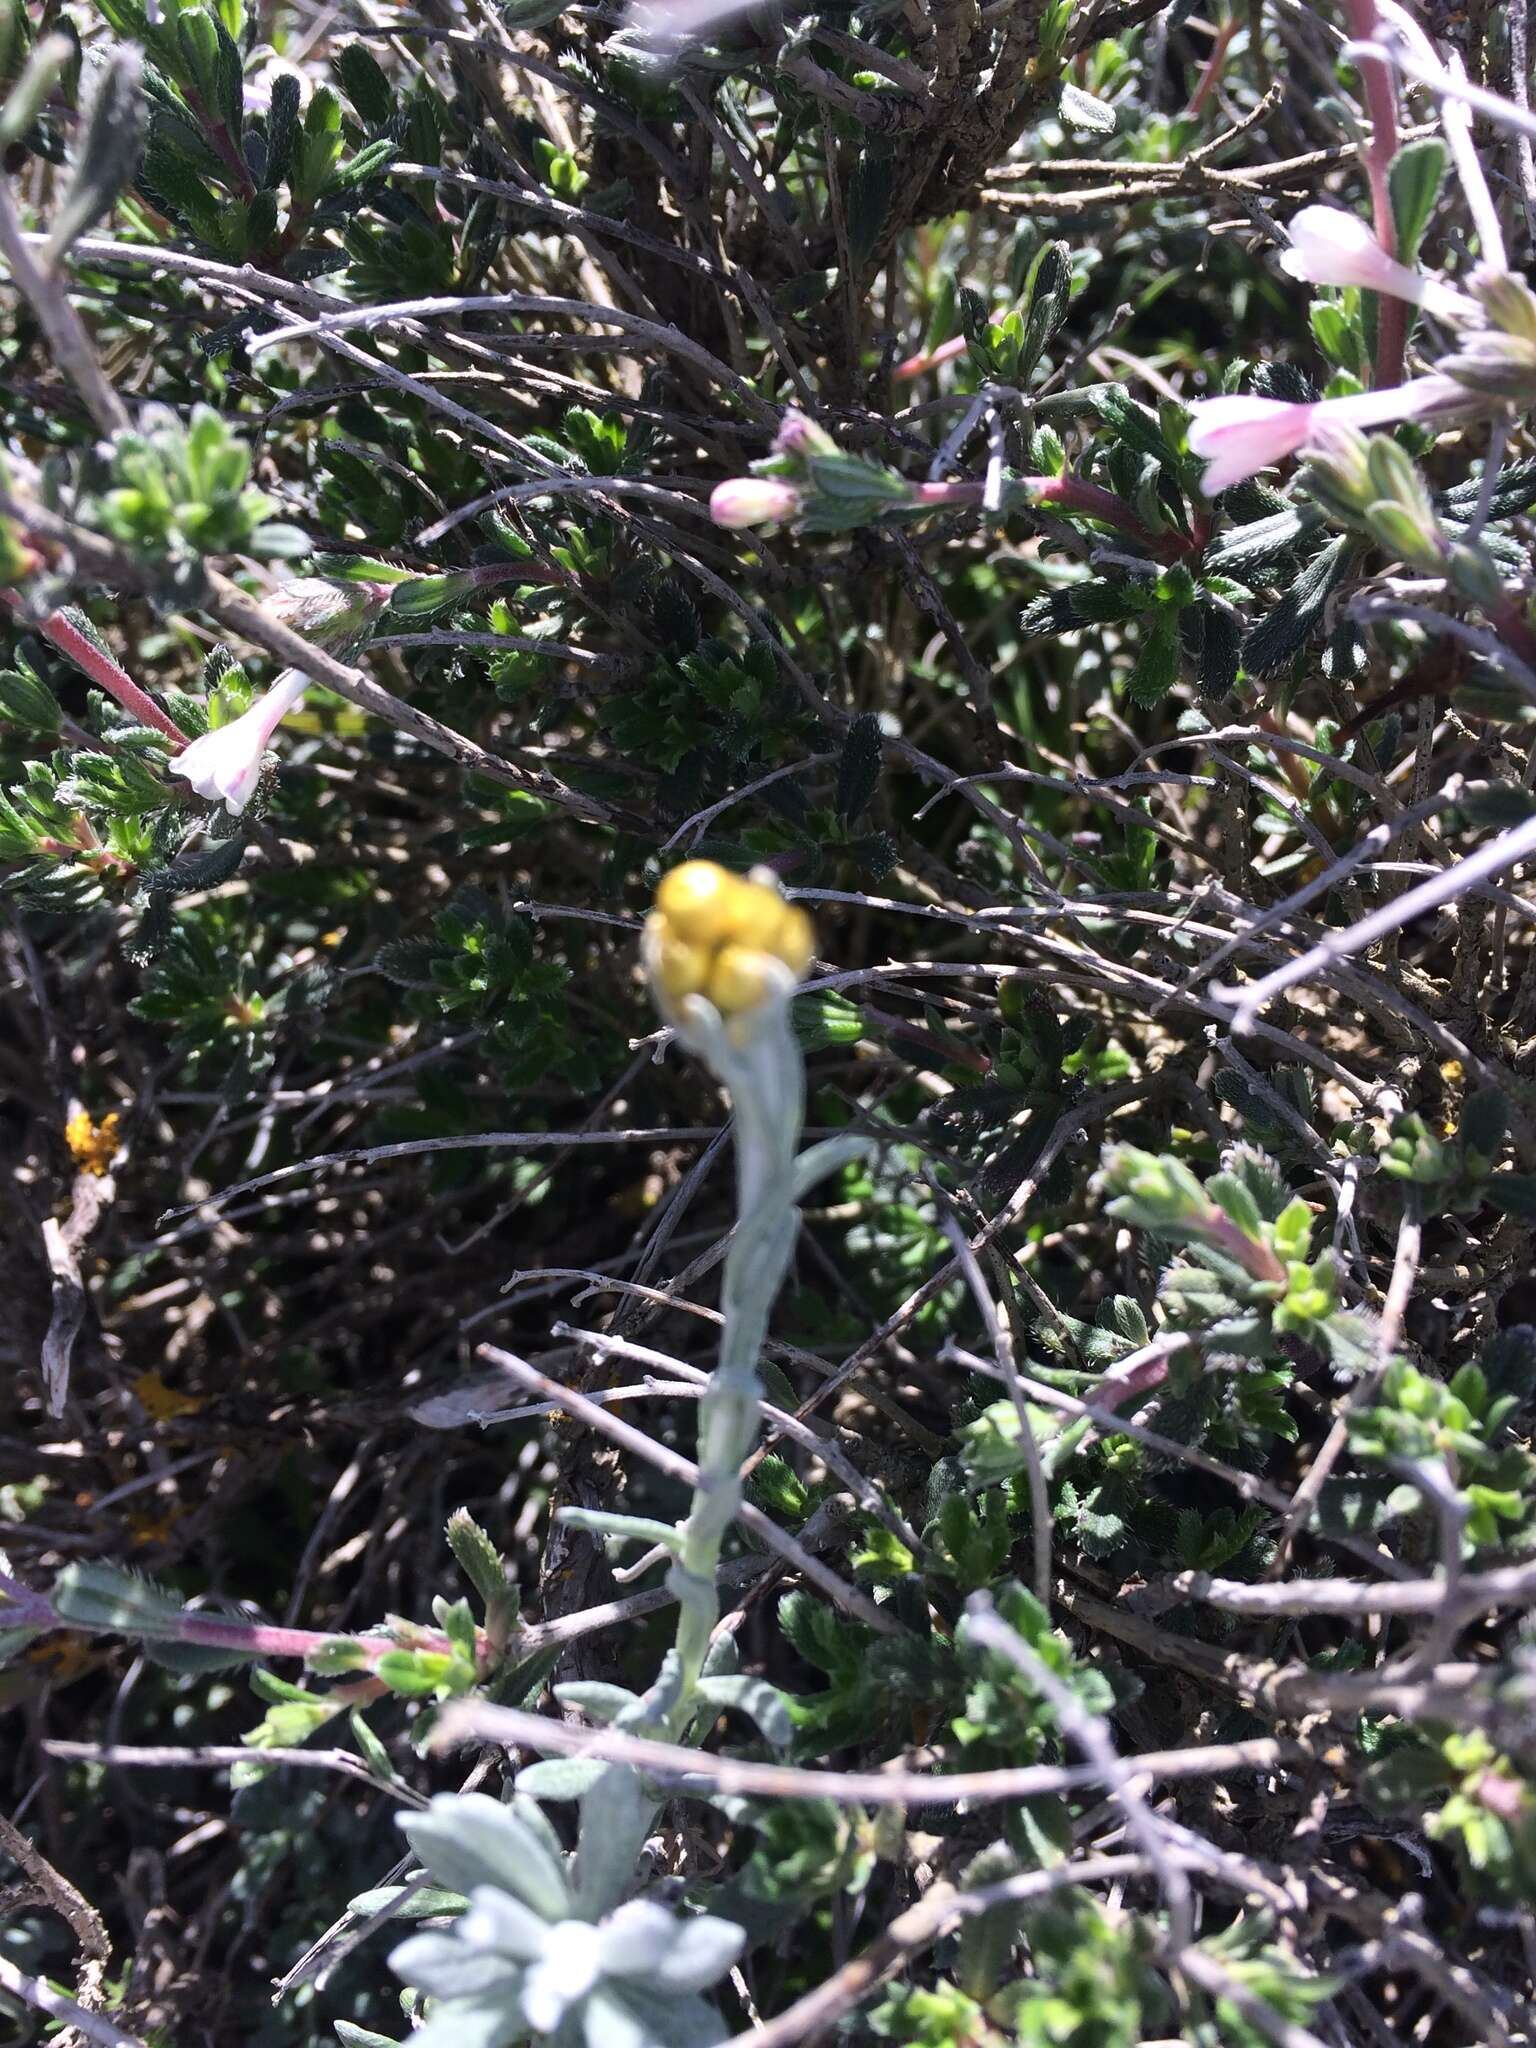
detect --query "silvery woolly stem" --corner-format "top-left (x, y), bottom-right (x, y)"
top-left (571, 993), bottom-right (810, 1915)
top-left (665, 998), bottom-right (804, 1710)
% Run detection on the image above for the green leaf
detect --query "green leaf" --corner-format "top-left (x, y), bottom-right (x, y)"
top-left (1061, 80), bottom-right (1115, 133)
top-left (845, 150), bottom-right (891, 268)
top-left (1389, 137), bottom-right (1447, 264)
top-left (446, 1508), bottom-right (517, 1632)
top-left (375, 1649), bottom-right (457, 1697)
top-left (45, 44), bottom-right (144, 263)
top-left (835, 711), bottom-right (882, 824)
top-left (263, 70), bottom-right (299, 188)
top-left (1459, 782), bottom-right (1536, 827)
top-left (1204, 506), bottom-right (1318, 575)
top-left (1242, 536), bottom-right (1352, 676)
top-left (400, 1791), bottom-right (571, 1917)
top-left (0, 664), bottom-right (61, 732)
top-left (1092, 387), bottom-right (1171, 463)
top-left (694, 1672), bottom-right (794, 1749)
top-left (1018, 239), bottom-right (1072, 380)
top-left (333, 40), bottom-right (394, 127)
top-left (515, 1757), bottom-right (610, 1799)
top-left (1125, 609), bottom-right (1182, 706)
top-left (349, 1709), bottom-right (395, 1780)
top-left (1194, 603), bottom-right (1243, 699)
top-left (139, 139), bottom-right (227, 244)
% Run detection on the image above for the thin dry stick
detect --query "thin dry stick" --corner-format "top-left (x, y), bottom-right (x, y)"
top-left (0, 178), bottom-right (130, 436)
top-left (0, 1953), bottom-right (145, 2048)
top-left (1511, 0), bottom-right (1536, 250)
top-left (436, 1695), bottom-right (1295, 1808)
top-left (1158, 1551), bottom-right (1536, 1617)
top-left (728, 1854), bottom-right (1157, 2048)
top-left (476, 1344), bottom-right (899, 1637)
top-left (937, 1205), bottom-right (1051, 1604)
top-left (1060, 1585), bottom-right (1482, 1722)
top-left (965, 1592), bottom-right (1194, 1950)
top-left (1270, 1196), bottom-right (1421, 1572)
top-left (1221, 813), bottom-right (1536, 1029)
top-left (157, 1126), bottom-right (721, 1224)
top-left (42, 1739), bottom-right (428, 1803)
top-left (0, 1811), bottom-right (112, 2022)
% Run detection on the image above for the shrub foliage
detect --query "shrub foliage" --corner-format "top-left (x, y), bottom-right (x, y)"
top-left (3, 1), bottom-right (1536, 2044)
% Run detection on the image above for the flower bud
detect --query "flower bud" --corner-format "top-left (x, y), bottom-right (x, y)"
top-left (1098, 1144), bottom-right (1213, 1233)
top-left (1437, 331), bottom-right (1536, 403)
top-left (1297, 418), bottom-right (1373, 520)
top-left (1469, 265), bottom-right (1536, 345)
top-left (1446, 542), bottom-right (1507, 611)
top-left (1364, 498), bottom-right (1445, 572)
top-left (263, 575), bottom-right (391, 657)
top-left (709, 479), bottom-right (803, 530)
top-left (772, 410), bottom-right (839, 459)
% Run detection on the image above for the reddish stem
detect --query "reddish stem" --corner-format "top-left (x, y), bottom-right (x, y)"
top-left (1187, 15), bottom-right (1241, 116)
top-left (2, 591), bottom-right (188, 744)
top-left (183, 89), bottom-right (259, 203)
top-left (893, 332), bottom-right (971, 382)
top-left (1201, 1208), bottom-right (1288, 1286)
top-left (1001, 473), bottom-right (1193, 560)
top-left (1340, 0), bottom-right (1408, 386)
top-left (1490, 597), bottom-right (1536, 670)
top-left (0, 1566), bottom-right (469, 1670)
top-left (1096, 1348), bottom-right (1175, 1410)
top-left (912, 474), bottom-right (1195, 560)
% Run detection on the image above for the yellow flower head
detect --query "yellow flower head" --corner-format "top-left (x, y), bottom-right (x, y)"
top-left (646, 861), bottom-right (814, 1024)
top-left (65, 1109), bottom-right (120, 1177)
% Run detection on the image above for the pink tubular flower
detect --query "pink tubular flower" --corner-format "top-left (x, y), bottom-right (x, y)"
top-left (1186, 374), bottom-right (1466, 494)
top-left (1279, 206), bottom-right (1476, 321)
top-left (627, 0), bottom-right (756, 39)
top-left (709, 478), bottom-right (803, 530)
top-left (169, 668), bottom-right (309, 816)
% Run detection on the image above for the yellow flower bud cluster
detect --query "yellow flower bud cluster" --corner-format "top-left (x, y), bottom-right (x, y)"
top-left (647, 861), bottom-right (814, 1019)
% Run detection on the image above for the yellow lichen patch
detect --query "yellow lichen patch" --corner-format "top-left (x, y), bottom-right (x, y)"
top-left (26, 1636), bottom-right (98, 1686)
top-left (132, 1370), bottom-right (204, 1422)
top-left (647, 861), bottom-right (815, 1019)
top-left (128, 1505), bottom-right (182, 1547)
top-left (1439, 1059), bottom-right (1464, 1136)
top-left (65, 1109), bottom-right (120, 1177)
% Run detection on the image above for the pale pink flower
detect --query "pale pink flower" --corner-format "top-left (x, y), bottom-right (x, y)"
top-left (627, 0), bottom-right (756, 40)
top-left (709, 478), bottom-right (802, 529)
top-left (1279, 206), bottom-right (1476, 321)
top-left (169, 668), bottom-right (309, 816)
top-left (1186, 375), bottom-right (1466, 494)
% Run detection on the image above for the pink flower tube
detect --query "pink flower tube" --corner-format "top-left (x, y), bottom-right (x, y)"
top-left (1279, 206), bottom-right (1476, 321)
top-left (169, 668), bottom-right (309, 816)
top-left (1186, 373), bottom-right (1466, 494)
top-left (627, 0), bottom-right (756, 38)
